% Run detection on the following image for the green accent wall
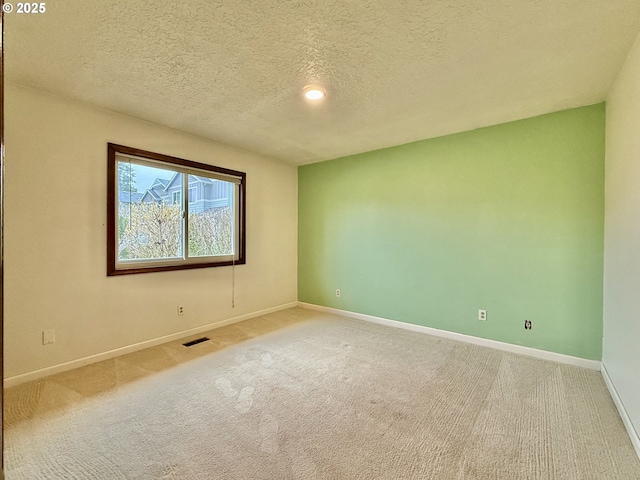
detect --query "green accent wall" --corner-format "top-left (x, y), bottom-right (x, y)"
top-left (298, 104), bottom-right (605, 360)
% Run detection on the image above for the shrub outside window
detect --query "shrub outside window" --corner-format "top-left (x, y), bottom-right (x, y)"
top-left (107, 143), bottom-right (246, 275)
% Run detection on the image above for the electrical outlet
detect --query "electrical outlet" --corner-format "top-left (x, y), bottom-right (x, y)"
top-left (336, 289), bottom-right (341, 297)
top-left (177, 305), bottom-right (185, 316)
top-left (525, 319), bottom-right (532, 330)
top-left (42, 330), bottom-right (56, 345)
top-left (478, 309), bottom-right (487, 321)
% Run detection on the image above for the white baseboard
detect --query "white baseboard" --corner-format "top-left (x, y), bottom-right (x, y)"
top-left (602, 364), bottom-right (640, 460)
top-left (299, 302), bottom-right (602, 371)
top-left (4, 302), bottom-right (298, 388)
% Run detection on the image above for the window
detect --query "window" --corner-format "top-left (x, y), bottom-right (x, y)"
top-left (107, 143), bottom-right (246, 275)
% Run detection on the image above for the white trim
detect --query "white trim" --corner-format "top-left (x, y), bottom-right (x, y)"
top-left (299, 302), bottom-right (602, 371)
top-left (602, 363), bottom-right (640, 459)
top-left (4, 302), bottom-right (298, 388)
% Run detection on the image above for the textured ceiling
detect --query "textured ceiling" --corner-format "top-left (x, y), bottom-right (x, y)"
top-left (6, 1), bottom-right (640, 165)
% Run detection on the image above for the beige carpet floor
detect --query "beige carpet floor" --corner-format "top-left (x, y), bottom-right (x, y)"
top-left (4, 307), bottom-right (640, 479)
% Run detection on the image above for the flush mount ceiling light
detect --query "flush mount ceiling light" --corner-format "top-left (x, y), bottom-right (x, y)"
top-left (303, 85), bottom-right (326, 101)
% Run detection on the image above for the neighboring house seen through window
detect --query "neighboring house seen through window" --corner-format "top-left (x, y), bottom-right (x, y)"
top-left (107, 143), bottom-right (246, 275)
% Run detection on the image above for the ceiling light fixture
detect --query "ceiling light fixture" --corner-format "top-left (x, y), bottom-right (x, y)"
top-left (303, 85), bottom-right (326, 101)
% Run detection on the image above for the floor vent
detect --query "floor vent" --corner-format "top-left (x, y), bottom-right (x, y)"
top-left (183, 337), bottom-right (210, 347)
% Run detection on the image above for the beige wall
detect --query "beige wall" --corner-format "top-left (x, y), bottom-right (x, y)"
top-left (603, 30), bottom-right (640, 445)
top-left (4, 83), bottom-right (298, 379)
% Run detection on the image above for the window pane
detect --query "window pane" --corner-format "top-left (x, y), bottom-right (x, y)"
top-left (117, 161), bottom-right (184, 261)
top-left (108, 143), bottom-right (246, 275)
top-left (188, 174), bottom-right (234, 257)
